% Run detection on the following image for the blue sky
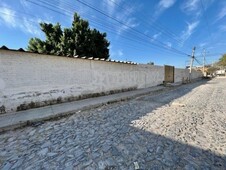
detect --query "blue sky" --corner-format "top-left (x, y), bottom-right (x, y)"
top-left (0, 0), bottom-right (226, 68)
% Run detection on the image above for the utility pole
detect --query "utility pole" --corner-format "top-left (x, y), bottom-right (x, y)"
top-left (189, 47), bottom-right (196, 81)
top-left (202, 49), bottom-right (206, 74)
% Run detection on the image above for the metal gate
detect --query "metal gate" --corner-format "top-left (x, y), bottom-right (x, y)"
top-left (164, 65), bottom-right (175, 83)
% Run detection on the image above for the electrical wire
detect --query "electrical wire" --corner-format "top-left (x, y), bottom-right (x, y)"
top-left (76, 0), bottom-right (190, 56)
top-left (23, 0), bottom-right (184, 57)
top-left (0, 7), bottom-right (188, 59)
top-left (107, 0), bottom-right (193, 50)
top-left (25, 0), bottom-right (191, 57)
top-left (194, 57), bottom-right (203, 65)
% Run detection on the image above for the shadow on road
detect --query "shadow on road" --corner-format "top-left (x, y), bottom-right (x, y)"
top-left (0, 79), bottom-right (225, 169)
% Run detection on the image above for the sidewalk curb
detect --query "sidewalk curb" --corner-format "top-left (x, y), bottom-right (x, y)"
top-left (0, 86), bottom-right (166, 132)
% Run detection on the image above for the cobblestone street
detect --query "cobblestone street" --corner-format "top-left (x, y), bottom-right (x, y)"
top-left (0, 78), bottom-right (226, 169)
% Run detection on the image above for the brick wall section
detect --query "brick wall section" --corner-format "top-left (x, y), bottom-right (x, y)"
top-left (0, 50), bottom-right (202, 113)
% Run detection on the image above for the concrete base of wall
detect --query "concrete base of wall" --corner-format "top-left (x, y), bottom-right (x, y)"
top-left (0, 86), bottom-right (137, 114)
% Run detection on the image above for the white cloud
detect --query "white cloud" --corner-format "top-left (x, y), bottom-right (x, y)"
top-left (114, 5), bottom-right (139, 35)
top-left (219, 25), bottom-right (226, 31)
top-left (181, 0), bottom-right (202, 17)
top-left (100, 0), bottom-right (139, 35)
top-left (181, 0), bottom-right (215, 17)
top-left (116, 17), bottom-right (139, 35)
top-left (153, 32), bottom-right (162, 39)
top-left (181, 21), bottom-right (200, 42)
top-left (182, 0), bottom-right (199, 12)
top-left (104, 0), bottom-right (122, 16)
top-left (159, 0), bottom-right (176, 8)
top-left (21, 18), bottom-right (42, 36)
top-left (198, 42), bottom-right (207, 48)
top-left (0, 4), bottom-right (41, 36)
top-left (67, 0), bottom-right (140, 36)
top-left (0, 6), bottom-right (16, 27)
top-left (118, 50), bottom-right (123, 56)
top-left (20, 0), bottom-right (32, 10)
top-left (110, 49), bottom-right (124, 58)
top-left (151, 32), bottom-right (162, 42)
top-left (166, 42), bottom-right (172, 48)
top-left (217, 6), bottom-right (226, 21)
top-left (154, 0), bottom-right (176, 19)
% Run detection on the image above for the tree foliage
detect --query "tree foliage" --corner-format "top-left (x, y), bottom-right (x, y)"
top-left (207, 66), bottom-right (218, 74)
top-left (28, 13), bottom-right (110, 59)
top-left (218, 53), bottom-right (226, 66)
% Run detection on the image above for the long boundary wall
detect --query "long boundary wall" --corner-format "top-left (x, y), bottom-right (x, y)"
top-left (0, 50), bottom-right (202, 113)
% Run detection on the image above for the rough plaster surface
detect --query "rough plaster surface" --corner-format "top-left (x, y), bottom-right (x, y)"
top-left (0, 50), bottom-right (202, 113)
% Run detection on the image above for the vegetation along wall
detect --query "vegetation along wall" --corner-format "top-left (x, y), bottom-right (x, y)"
top-left (0, 49), bottom-right (202, 113)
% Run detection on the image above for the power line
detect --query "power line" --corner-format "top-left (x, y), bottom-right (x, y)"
top-left (107, 0), bottom-right (193, 50)
top-left (37, 0), bottom-right (180, 53)
top-left (76, 0), bottom-right (189, 56)
top-left (194, 57), bottom-right (203, 65)
top-left (25, 0), bottom-right (190, 57)
top-left (44, 2), bottom-right (187, 56)
top-left (24, 0), bottom-right (181, 56)
top-left (0, 5), bottom-right (188, 59)
top-left (109, 0), bottom-right (198, 50)
top-left (25, 0), bottom-right (71, 16)
top-left (195, 53), bottom-right (223, 58)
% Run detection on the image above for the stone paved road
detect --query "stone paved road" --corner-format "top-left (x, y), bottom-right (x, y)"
top-left (0, 78), bottom-right (226, 170)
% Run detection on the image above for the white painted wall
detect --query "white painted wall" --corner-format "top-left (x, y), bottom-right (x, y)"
top-left (174, 68), bottom-right (189, 82)
top-left (174, 68), bottom-right (203, 82)
top-left (0, 50), bottom-right (202, 113)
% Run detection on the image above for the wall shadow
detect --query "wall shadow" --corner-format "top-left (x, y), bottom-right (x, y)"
top-left (98, 79), bottom-right (225, 169)
top-left (76, 78), bottom-right (224, 169)
top-left (0, 79), bottom-right (225, 169)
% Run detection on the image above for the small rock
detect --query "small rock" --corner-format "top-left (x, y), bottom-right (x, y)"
top-left (74, 149), bottom-right (84, 158)
top-left (146, 154), bottom-right (155, 161)
top-left (2, 162), bottom-right (12, 170)
top-left (111, 146), bottom-right (121, 157)
top-left (161, 158), bottom-right (174, 167)
top-left (65, 161), bottom-right (73, 168)
top-left (7, 138), bottom-right (14, 142)
top-left (91, 152), bottom-right (101, 159)
top-left (185, 164), bottom-right (196, 170)
top-left (67, 155), bottom-right (74, 158)
top-left (82, 159), bottom-right (93, 167)
top-left (171, 102), bottom-right (185, 107)
top-left (102, 144), bottom-right (111, 153)
top-left (41, 141), bottom-right (51, 148)
top-left (28, 130), bottom-right (36, 136)
top-left (10, 159), bottom-right (23, 169)
top-left (38, 148), bottom-right (48, 156)
top-left (98, 160), bottom-right (106, 170)
top-left (156, 146), bottom-right (163, 154)
top-left (47, 152), bottom-right (58, 157)
top-left (134, 162), bottom-right (139, 170)
top-left (105, 157), bottom-right (116, 167)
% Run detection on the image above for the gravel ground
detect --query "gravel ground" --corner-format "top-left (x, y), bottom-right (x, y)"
top-left (0, 78), bottom-right (226, 169)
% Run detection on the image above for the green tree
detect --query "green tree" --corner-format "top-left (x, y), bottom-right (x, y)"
top-left (28, 13), bottom-right (110, 59)
top-left (28, 38), bottom-right (46, 53)
top-left (218, 53), bottom-right (226, 66)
